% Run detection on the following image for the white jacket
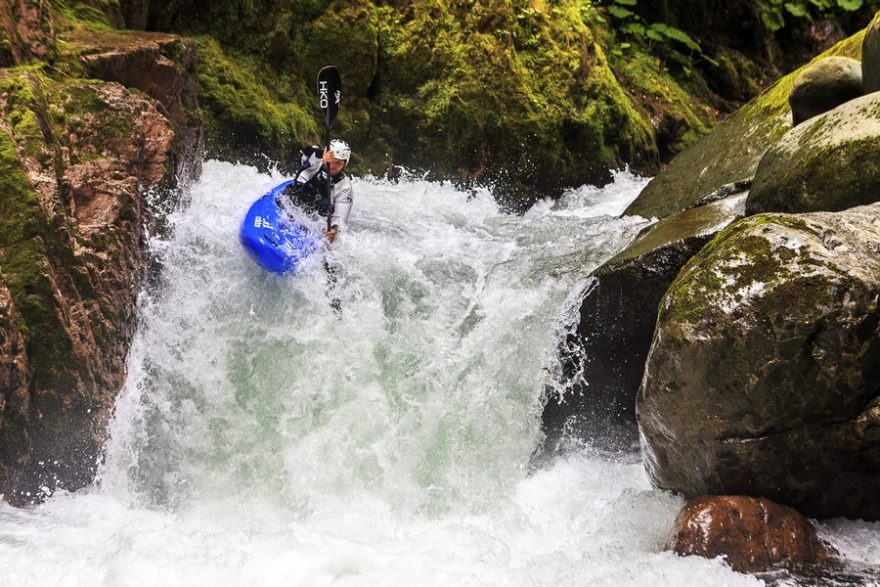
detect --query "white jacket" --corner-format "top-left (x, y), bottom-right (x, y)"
top-left (295, 153), bottom-right (353, 231)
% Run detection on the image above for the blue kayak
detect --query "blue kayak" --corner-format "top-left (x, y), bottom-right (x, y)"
top-left (239, 180), bottom-right (320, 274)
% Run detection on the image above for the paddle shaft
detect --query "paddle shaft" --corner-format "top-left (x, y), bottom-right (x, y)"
top-left (317, 66), bottom-right (341, 231)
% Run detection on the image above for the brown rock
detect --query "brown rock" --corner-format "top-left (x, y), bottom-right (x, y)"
top-left (788, 57), bottom-right (862, 126)
top-left (668, 495), bottom-right (835, 573)
top-left (0, 32), bottom-right (203, 504)
top-left (79, 33), bottom-right (203, 184)
top-left (0, 0), bottom-right (55, 65)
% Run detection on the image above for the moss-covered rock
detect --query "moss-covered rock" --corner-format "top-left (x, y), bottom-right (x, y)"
top-left (638, 205), bottom-right (880, 519)
top-left (0, 0), bottom-right (56, 64)
top-left (625, 30), bottom-right (866, 220)
top-left (537, 193), bottom-right (745, 458)
top-left (746, 91), bottom-right (880, 215)
top-left (861, 11), bottom-right (880, 92)
top-left (135, 0), bottom-right (790, 210)
top-left (0, 14), bottom-right (203, 503)
top-left (193, 35), bottom-right (317, 172)
top-left (789, 57), bottom-right (862, 126)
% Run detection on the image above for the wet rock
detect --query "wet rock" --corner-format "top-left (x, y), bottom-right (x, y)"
top-left (0, 0), bottom-right (55, 65)
top-left (788, 57), bottom-right (862, 126)
top-left (747, 92), bottom-right (880, 215)
top-left (80, 33), bottom-right (203, 183)
top-left (537, 194), bottom-right (745, 456)
top-left (861, 11), bottom-right (880, 93)
top-left (625, 30), bottom-right (865, 220)
top-left (668, 495), bottom-right (835, 574)
top-left (638, 205), bottom-right (880, 519)
top-left (0, 29), bottom-right (203, 504)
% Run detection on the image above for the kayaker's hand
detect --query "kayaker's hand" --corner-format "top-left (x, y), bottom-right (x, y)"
top-left (324, 228), bottom-right (337, 243)
top-left (323, 150), bottom-right (334, 164)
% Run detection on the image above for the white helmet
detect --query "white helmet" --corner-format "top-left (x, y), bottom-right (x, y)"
top-left (328, 139), bottom-right (351, 163)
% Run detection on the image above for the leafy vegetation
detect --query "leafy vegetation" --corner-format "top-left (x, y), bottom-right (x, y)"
top-left (756, 0), bottom-right (869, 31)
top-left (603, 0), bottom-right (709, 61)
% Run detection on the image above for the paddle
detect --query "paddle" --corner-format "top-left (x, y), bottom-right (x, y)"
top-left (317, 66), bottom-right (341, 231)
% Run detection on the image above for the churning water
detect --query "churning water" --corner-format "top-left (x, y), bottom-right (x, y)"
top-left (0, 161), bottom-right (876, 585)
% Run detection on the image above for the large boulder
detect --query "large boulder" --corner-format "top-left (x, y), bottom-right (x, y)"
top-left (668, 495), bottom-right (835, 574)
top-left (537, 193), bottom-right (745, 456)
top-left (638, 206), bottom-right (880, 519)
top-left (746, 91), bottom-right (880, 215)
top-left (625, 30), bottom-right (865, 220)
top-left (862, 11), bottom-right (880, 92)
top-left (788, 57), bottom-right (862, 126)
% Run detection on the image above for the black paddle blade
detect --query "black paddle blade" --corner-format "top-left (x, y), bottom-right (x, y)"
top-left (317, 66), bottom-right (341, 132)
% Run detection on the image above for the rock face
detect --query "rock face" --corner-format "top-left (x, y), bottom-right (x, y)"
top-left (638, 206), bottom-right (880, 519)
top-left (668, 495), bottom-right (835, 574)
top-left (538, 194), bottom-right (745, 456)
top-left (79, 33), bottom-right (203, 183)
top-left (0, 31), bottom-right (202, 504)
top-left (747, 92), bottom-right (880, 215)
top-left (625, 31), bottom-right (865, 220)
top-left (0, 0), bottom-right (55, 66)
top-left (862, 11), bottom-right (880, 92)
top-left (788, 57), bottom-right (862, 126)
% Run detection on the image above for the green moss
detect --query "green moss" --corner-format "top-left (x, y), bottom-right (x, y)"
top-left (55, 0), bottom-right (123, 32)
top-left (609, 45), bottom-right (714, 160)
top-left (0, 70), bottom-right (53, 158)
top-left (0, 129), bottom-right (78, 389)
top-left (661, 213), bottom-right (830, 325)
top-left (193, 35), bottom-right (318, 170)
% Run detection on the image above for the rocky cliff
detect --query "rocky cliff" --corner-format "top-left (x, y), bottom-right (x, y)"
top-left (0, 1), bottom-right (202, 504)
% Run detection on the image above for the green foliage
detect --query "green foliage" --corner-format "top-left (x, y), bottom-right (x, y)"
top-left (603, 0), bottom-right (711, 64)
top-left (757, 0), bottom-right (867, 31)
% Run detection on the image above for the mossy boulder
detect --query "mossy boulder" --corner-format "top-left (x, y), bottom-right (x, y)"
top-left (861, 11), bottom-right (880, 92)
top-left (789, 57), bottom-right (862, 126)
top-left (625, 30), bottom-right (866, 220)
top-left (637, 206), bottom-right (880, 519)
top-left (537, 193), bottom-right (745, 458)
top-left (369, 0), bottom-right (661, 209)
top-left (746, 91), bottom-right (880, 215)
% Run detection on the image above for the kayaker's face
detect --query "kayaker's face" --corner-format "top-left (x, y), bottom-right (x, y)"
top-left (328, 157), bottom-right (346, 175)
top-left (324, 151), bottom-right (346, 175)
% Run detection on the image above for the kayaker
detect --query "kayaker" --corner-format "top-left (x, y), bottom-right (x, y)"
top-left (283, 139), bottom-right (353, 243)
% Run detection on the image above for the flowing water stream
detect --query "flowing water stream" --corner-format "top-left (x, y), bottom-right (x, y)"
top-left (0, 161), bottom-right (876, 585)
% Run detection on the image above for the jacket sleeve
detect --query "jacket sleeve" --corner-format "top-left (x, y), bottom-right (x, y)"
top-left (329, 178), bottom-right (353, 230)
top-left (295, 146), bottom-right (324, 183)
